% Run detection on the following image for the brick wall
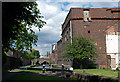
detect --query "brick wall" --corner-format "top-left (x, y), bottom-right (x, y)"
top-left (57, 8), bottom-right (120, 68)
top-left (2, 56), bottom-right (22, 70)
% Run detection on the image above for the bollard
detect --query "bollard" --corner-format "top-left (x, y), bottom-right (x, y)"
top-left (61, 64), bottom-right (64, 76)
top-left (118, 72), bottom-right (120, 82)
top-left (51, 64), bottom-right (53, 68)
top-left (70, 67), bottom-right (73, 75)
top-left (83, 69), bottom-right (86, 73)
top-left (43, 64), bottom-right (45, 73)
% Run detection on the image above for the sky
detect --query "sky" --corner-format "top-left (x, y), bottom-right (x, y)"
top-left (32, 0), bottom-right (120, 55)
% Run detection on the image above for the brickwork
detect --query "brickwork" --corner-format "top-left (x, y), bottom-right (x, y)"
top-left (37, 58), bottom-right (50, 63)
top-left (57, 8), bottom-right (120, 68)
top-left (4, 50), bottom-right (31, 69)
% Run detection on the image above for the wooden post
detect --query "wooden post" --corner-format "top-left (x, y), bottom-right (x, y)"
top-left (62, 64), bottom-right (64, 76)
top-left (43, 64), bottom-right (45, 73)
top-left (70, 67), bottom-right (73, 75)
top-left (83, 69), bottom-right (86, 73)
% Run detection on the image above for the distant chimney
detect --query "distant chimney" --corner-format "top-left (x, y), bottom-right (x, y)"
top-left (52, 44), bottom-right (57, 53)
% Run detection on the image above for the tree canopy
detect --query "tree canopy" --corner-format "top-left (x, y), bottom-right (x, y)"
top-left (46, 51), bottom-right (50, 57)
top-left (2, 2), bottom-right (46, 53)
top-left (62, 36), bottom-right (97, 60)
top-left (62, 36), bottom-right (98, 68)
top-left (21, 49), bottom-right (40, 60)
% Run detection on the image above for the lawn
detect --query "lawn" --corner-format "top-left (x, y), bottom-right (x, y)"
top-left (2, 70), bottom-right (10, 75)
top-left (74, 69), bottom-right (118, 78)
top-left (9, 69), bottom-right (66, 81)
top-left (26, 64), bottom-right (40, 67)
top-left (19, 69), bottom-right (43, 73)
top-left (9, 74), bottom-right (65, 81)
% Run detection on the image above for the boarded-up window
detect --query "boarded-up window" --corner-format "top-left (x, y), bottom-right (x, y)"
top-left (84, 11), bottom-right (89, 22)
top-left (111, 58), bottom-right (116, 68)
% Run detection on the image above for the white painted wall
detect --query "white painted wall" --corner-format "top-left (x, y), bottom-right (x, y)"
top-left (106, 35), bottom-right (118, 53)
top-left (70, 20), bottom-right (72, 44)
top-left (106, 35), bottom-right (120, 69)
top-left (118, 35), bottom-right (120, 53)
top-left (118, 35), bottom-right (120, 68)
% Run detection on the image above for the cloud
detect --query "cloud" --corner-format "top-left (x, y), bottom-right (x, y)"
top-left (37, 29), bottom-right (61, 44)
top-left (36, 1), bottom-right (61, 20)
top-left (33, 1), bottom-right (68, 55)
top-left (37, 45), bottom-right (41, 47)
top-left (64, 2), bottom-right (118, 11)
top-left (44, 44), bottom-right (49, 47)
top-left (47, 0), bottom-right (120, 2)
top-left (33, 42), bottom-right (52, 55)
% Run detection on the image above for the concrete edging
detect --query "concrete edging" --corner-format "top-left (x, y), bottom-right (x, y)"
top-left (73, 72), bottom-right (118, 82)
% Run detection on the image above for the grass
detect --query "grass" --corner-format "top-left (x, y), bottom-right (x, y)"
top-left (9, 69), bottom-right (66, 81)
top-left (9, 74), bottom-right (65, 81)
top-left (19, 69), bottom-right (44, 73)
top-left (73, 69), bottom-right (118, 78)
top-left (25, 64), bottom-right (40, 67)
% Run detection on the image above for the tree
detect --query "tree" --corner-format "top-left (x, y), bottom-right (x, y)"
top-left (30, 49), bottom-right (40, 59)
top-left (21, 49), bottom-right (40, 60)
top-left (2, 2), bottom-right (46, 63)
top-left (62, 36), bottom-right (97, 69)
top-left (46, 51), bottom-right (50, 57)
top-left (2, 2), bottom-right (46, 52)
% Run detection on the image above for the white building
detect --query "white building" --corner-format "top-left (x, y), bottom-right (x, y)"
top-left (106, 23), bottom-right (120, 70)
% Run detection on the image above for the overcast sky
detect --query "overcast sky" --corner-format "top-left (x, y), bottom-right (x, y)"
top-left (32, 0), bottom-right (119, 55)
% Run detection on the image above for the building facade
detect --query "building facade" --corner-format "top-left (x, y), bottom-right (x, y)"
top-left (106, 22), bottom-right (120, 70)
top-left (50, 44), bottom-right (58, 64)
top-left (3, 50), bottom-right (31, 69)
top-left (56, 8), bottom-right (120, 69)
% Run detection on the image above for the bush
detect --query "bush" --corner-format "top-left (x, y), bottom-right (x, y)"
top-left (116, 67), bottom-right (120, 71)
top-left (36, 60), bottom-right (40, 65)
top-left (103, 68), bottom-right (110, 70)
top-left (62, 36), bottom-right (98, 69)
top-left (49, 61), bottom-right (53, 65)
top-left (72, 58), bottom-right (96, 69)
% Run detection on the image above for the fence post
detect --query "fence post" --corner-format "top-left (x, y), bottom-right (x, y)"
top-left (61, 64), bottom-right (64, 76)
top-left (43, 64), bottom-right (45, 73)
top-left (51, 64), bottom-right (52, 68)
top-left (118, 72), bottom-right (120, 82)
top-left (70, 67), bottom-right (73, 75)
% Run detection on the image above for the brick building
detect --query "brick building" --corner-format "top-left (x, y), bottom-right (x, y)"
top-left (50, 44), bottom-right (58, 64)
top-left (56, 8), bottom-right (120, 69)
top-left (3, 50), bottom-right (31, 69)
